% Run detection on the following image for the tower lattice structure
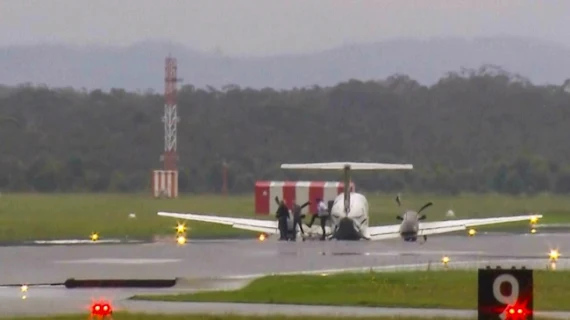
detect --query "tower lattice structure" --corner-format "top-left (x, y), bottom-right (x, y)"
top-left (162, 56), bottom-right (181, 170)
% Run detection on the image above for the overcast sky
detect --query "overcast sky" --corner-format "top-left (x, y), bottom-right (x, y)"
top-left (1, 0), bottom-right (569, 56)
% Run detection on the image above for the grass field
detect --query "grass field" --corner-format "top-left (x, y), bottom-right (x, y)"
top-left (2, 315), bottom-right (562, 320)
top-left (0, 192), bottom-right (568, 242)
top-left (133, 270), bottom-right (570, 311)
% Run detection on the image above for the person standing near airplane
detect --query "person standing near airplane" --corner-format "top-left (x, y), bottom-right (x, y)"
top-left (291, 200), bottom-right (310, 240)
top-left (274, 197), bottom-right (290, 240)
top-left (307, 198), bottom-right (329, 240)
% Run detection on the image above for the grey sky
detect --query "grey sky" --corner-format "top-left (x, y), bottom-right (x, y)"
top-left (1, 0), bottom-right (569, 56)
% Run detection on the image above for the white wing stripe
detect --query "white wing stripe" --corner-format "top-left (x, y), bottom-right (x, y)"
top-left (157, 212), bottom-right (278, 230)
top-left (281, 162), bottom-right (413, 170)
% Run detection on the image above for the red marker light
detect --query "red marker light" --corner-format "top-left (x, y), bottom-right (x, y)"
top-left (504, 304), bottom-right (529, 319)
top-left (91, 301), bottom-right (112, 316)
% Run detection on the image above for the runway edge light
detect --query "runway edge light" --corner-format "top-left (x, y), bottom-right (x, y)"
top-left (549, 249), bottom-right (560, 261)
top-left (20, 284), bottom-right (27, 300)
top-left (176, 234), bottom-right (186, 245)
top-left (441, 256), bottom-right (450, 269)
top-left (549, 249), bottom-right (560, 270)
top-left (174, 221), bottom-right (187, 245)
top-left (175, 222), bottom-right (187, 234)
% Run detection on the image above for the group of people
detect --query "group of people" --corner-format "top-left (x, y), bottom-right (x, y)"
top-left (274, 196), bottom-right (330, 241)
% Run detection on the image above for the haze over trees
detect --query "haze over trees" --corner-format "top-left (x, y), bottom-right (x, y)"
top-left (1, 37), bottom-right (570, 90)
top-left (1, 64), bottom-right (570, 195)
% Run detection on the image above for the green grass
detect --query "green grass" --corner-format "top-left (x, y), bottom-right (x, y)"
top-left (0, 192), bottom-right (568, 242)
top-left (133, 270), bottom-right (570, 311)
top-left (0, 315), bottom-right (564, 320)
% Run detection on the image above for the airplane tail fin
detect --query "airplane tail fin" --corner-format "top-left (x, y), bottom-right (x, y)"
top-left (280, 162), bottom-right (413, 213)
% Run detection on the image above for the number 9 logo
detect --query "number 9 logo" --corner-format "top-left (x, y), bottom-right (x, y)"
top-left (492, 274), bottom-right (519, 305)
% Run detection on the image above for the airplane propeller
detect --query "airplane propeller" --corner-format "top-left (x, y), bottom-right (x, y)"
top-left (395, 195), bottom-right (403, 220)
top-left (417, 202), bottom-right (433, 220)
top-left (418, 202), bottom-right (433, 214)
top-left (395, 194), bottom-right (432, 220)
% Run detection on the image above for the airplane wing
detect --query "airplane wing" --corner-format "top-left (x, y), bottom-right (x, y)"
top-left (157, 212), bottom-right (279, 235)
top-left (423, 214), bottom-right (543, 229)
top-left (365, 214), bottom-right (542, 241)
top-left (365, 224), bottom-right (407, 240)
top-left (366, 224), bottom-right (467, 241)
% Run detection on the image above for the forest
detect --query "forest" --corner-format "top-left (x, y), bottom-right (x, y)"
top-left (1, 65), bottom-right (570, 195)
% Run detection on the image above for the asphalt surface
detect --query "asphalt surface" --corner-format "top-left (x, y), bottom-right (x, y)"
top-left (1, 232), bottom-right (570, 318)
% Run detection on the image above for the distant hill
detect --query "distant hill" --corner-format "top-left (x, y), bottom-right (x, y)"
top-left (1, 36), bottom-right (569, 90)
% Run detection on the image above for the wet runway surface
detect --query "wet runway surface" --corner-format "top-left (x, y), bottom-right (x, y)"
top-left (1, 233), bottom-right (569, 318)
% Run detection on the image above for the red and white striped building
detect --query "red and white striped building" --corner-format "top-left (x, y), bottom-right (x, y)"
top-left (255, 181), bottom-right (355, 215)
top-left (152, 170), bottom-right (179, 198)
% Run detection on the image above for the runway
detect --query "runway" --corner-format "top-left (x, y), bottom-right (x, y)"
top-left (1, 232), bottom-right (570, 318)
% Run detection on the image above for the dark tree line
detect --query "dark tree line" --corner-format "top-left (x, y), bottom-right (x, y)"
top-left (1, 65), bottom-right (570, 195)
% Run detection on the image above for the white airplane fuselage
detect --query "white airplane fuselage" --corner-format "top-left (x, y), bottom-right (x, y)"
top-left (311, 192), bottom-right (420, 241)
top-left (328, 192), bottom-right (370, 240)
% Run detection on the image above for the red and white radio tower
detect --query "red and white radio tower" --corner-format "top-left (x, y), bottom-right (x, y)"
top-left (162, 56), bottom-right (182, 170)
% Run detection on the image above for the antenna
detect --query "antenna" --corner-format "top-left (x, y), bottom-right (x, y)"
top-left (162, 55), bottom-right (182, 170)
top-left (152, 55), bottom-right (183, 199)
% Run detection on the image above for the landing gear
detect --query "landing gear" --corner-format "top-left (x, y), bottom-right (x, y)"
top-left (403, 235), bottom-right (427, 244)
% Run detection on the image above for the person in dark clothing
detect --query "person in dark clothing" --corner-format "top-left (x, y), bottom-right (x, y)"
top-left (291, 200), bottom-right (310, 240)
top-left (274, 197), bottom-right (290, 240)
top-left (307, 198), bottom-right (320, 229)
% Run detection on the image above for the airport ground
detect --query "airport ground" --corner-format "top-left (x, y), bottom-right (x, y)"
top-left (1, 193), bottom-right (570, 319)
top-left (134, 269), bottom-right (570, 310)
top-left (1, 232), bottom-right (570, 318)
top-left (0, 192), bottom-right (568, 243)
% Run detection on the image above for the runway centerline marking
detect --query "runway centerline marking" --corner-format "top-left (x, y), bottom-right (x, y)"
top-left (52, 258), bottom-right (182, 264)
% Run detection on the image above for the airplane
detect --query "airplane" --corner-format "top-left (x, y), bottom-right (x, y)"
top-left (157, 162), bottom-right (543, 241)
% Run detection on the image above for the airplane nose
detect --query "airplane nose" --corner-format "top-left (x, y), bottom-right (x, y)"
top-left (335, 217), bottom-right (360, 240)
top-left (400, 221), bottom-right (416, 233)
top-left (339, 217), bottom-right (354, 229)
